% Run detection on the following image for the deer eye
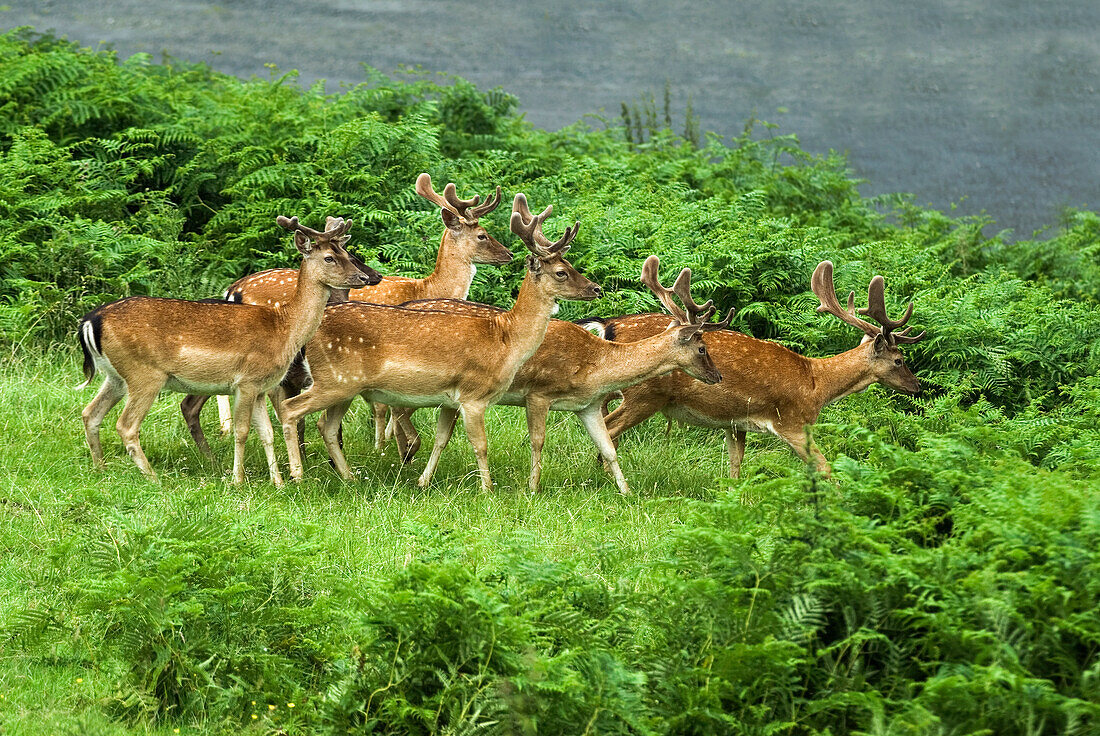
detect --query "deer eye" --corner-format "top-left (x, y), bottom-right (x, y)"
top-left (324, 255), bottom-right (336, 264)
top-left (555, 270), bottom-right (567, 279)
top-left (894, 358), bottom-right (903, 366)
top-left (477, 234), bottom-right (487, 240)
top-left (698, 346), bottom-right (706, 354)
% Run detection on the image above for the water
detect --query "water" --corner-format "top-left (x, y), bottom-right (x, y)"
top-left (8, 0), bottom-right (1099, 237)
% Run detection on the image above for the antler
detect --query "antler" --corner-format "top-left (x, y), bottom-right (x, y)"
top-left (640, 255), bottom-right (734, 330)
top-left (812, 261), bottom-right (925, 344)
top-left (415, 173), bottom-right (501, 223)
top-left (640, 255), bottom-right (689, 323)
top-left (670, 268), bottom-right (717, 325)
top-left (811, 261), bottom-right (880, 339)
top-left (276, 215), bottom-right (352, 239)
top-left (858, 275), bottom-right (926, 344)
top-left (276, 215), bottom-right (322, 239)
top-left (468, 185), bottom-right (502, 219)
top-left (509, 193), bottom-right (578, 258)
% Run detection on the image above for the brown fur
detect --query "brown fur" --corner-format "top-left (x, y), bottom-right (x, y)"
top-left (279, 194), bottom-right (601, 491)
top-left (600, 309), bottom-right (921, 478)
top-left (390, 298), bottom-right (721, 494)
top-left (79, 217), bottom-right (374, 485)
top-left (188, 177), bottom-right (513, 450)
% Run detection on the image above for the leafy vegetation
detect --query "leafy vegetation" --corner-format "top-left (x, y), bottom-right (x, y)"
top-left (1, 27), bottom-right (1099, 734)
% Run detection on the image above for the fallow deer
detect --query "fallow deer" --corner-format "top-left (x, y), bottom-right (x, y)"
top-left (387, 255), bottom-right (724, 494)
top-left (78, 216), bottom-right (378, 485)
top-left (186, 173), bottom-right (512, 448)
top-left (591, 261), bottom-right (925, 477)
top-left (278, 194), bottom-right (601, 490)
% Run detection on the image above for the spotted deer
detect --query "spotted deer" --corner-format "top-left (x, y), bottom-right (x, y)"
top-left (587, 260), bottom-right (925, 477)
top-left (184, 173), bottom-right (512, 450)
top-left (387, 255), bottom-right (724, 494)
top-left (278, 193), bottom-right (601, 490)
top-left (77, 216), bottom-right (378, 485)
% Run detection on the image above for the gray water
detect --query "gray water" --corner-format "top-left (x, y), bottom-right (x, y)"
top-left (7, 0), bottom-right (1099, 237)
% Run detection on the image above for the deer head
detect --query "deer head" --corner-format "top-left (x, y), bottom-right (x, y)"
top-left (276, 215), bottom-right (381, 289)
top-left (811, 260), bottom-right (925, 395)
top-left (510, 193), bottom-right (602, 302)
top-left (415, 173), bottom-right (512, 265)
top-left (640, 255), bottom-right (724, 384)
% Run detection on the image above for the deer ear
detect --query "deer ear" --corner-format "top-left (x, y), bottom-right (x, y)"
top-left (525, 253), bottom-right (542, 274)
top-left (872, 333), bottom-right (888, 354)
top-left (441, 208), bottom-right (463, 231)
top-left (294, 230), bottom-right (313, 255)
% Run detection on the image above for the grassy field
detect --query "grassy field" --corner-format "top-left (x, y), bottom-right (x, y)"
top-left (5, 348), bottom-right (1099, 734)
top-left (0, 350), bottom-right (795, 733)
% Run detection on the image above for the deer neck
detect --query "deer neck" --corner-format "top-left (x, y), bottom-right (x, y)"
top-left (499, 273), bottom-right (557, 364)
top-left (281, 260), bottom-right (334, 355)
top-left (422, 232), bottom-right (475, 299)
top-left (812, 344), bottom-right (876, 409)
top-left (588, 332), bottom-right (683, 393)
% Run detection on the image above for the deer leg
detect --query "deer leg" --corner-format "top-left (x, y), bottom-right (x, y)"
top-left (390, 412), bottom-right (406, 458)
top-left (319, 399), bottom-right (356, 480)
top-left (83, 376), bottom-right (125, 468)
top-left (777, 427), bottom-right (831, 478)
top-left (373, 401), bottom-right (389, 451)
top-left (216, 394), bottom-right (233, 436)
top-left (250, 400), bottom-right (283, 487)
top-left (577, 405), bottom-right (630, 495)
top-left (603, 392), bottom-right (668, 447)
top-left (115, 375), bottom-right (166, 481)
top-left (281, 398), bottom-right (308, 479)
top-left (394, 408), bottom-right (422, 463)
top-left (524, 398), bottom-right (551, 493)
top-left (402, 411), bottom-right (422, 461)
top-left (270, 383), bottom-right (307, 459)
top-left (273, 383), bottom-right (307, 452)
top-left (418, 407), bottom-right (459, 488)
top-left (230, 390), bottom-right (258, 485)
top-left (270, 384), bottom-right (289, 426)
top-left (280, 388), bottom-right (332, 481)
top-left (461, 403), bottom-right (492, 492)
top-left (180, 394), bottom-right (215, 460)
top-left (724, 428), bottom-right (747, 479)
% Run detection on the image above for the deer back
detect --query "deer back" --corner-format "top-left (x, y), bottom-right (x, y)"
top-left (403, 299), bottom-right (719, 404)
top-left (301, 301), bottom-right (543, 406)
top-left (594, 312), bottom-right (820, 428)
top-left (400, 297), bottom-right (608, 396)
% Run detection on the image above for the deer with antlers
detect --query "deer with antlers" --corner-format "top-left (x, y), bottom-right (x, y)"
top-left (77, 216), bottom-right (379, 485)
top-left (385, 255), bottom-right (724, 494)
top-left (183, 173), bottom-right (512, 451)
top-left (277, 193), bottom-right (601, 490)
top-left (586, 260), bottom-right (924, 477)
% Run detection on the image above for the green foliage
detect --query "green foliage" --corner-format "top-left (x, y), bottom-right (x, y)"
top-left (12, 506), bottom-right (333, 724)
top-left (3, 27), bottom-right (1100, 735)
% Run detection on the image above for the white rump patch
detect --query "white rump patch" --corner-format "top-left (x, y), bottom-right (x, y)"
top-left (82, 320), bottom-right (99, 356)
top-left (577, 320), bottom-right (605, 338)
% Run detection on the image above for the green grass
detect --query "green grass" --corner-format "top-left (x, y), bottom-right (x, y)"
top-left (5, 349), bottom-right (1099, 734)
top-left (0, 351), bottom-right (782, 732)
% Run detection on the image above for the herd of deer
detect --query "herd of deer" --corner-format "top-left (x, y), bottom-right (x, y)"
top-left (77, 173), bottom-right (925, 494)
